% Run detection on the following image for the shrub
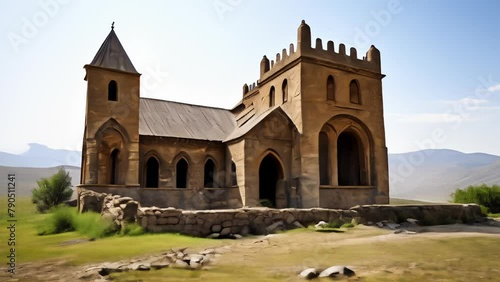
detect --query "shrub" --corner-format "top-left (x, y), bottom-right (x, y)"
top-left (74, 211), bottom-right (116, 239)
top-left (451, 184), bottom-right (500, 214)
top-left (38, 206), bottom-right (76, 235)
top-left (38, 206), bottom-right (116, 238)
top-left (32, 168), bottom-right (73, 213)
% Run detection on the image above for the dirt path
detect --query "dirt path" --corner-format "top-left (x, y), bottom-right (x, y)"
top-left (2, 223), bottom-right (500, 282)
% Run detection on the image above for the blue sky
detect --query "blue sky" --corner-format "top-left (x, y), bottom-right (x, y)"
top-left (1, 0), bottom-right (500, 155)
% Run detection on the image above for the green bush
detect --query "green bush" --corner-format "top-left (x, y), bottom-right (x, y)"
top-left (32, 168), bottom-right (73, 213)
top-left (74, 211), bottom-right (116, 239)
top-left (38, 206), bottom-right (116, 238)
top-left (451, 184), bottom-right (500, 214)
top-left (38, 206), bottom-right (76, 235)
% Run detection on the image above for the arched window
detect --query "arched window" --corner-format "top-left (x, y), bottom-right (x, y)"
top-left (327, 76), bottom-right (335, 101)
top-left (319, 132), bottom-right (329, 185)
top-left (269, 86), bottom-right (275, 107)
top-left (110, 149), bottom-right (119, 184)
top-left (108, 80), bottom-right (118, 101)
top-left (349, 80), bottom-right (360, 104)
top-left (204, 159), bottom-right (215, 188)
top-left (145, 157), bottom-right (159, 188)
top-left (282, 79), bottom-right (288, 103)
top-left (176, 158), bottom-right (188, 188)
top-left (231, 161), bottom-right (237, 186)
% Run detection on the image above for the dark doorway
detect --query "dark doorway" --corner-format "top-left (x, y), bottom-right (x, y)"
top-left (204, 159), bottom-right (215, 188)
top-left (337, 132), bottom-right (361, 186)
top-left (259, 154), bottom-right (283, 207)
top-left (110, 149), bottom-right (119, 184)
top-left (319, 131), bottom-right (329, 185)
top-left (176, 158), bottom-right (188, 188)
top-left (145, 157), bottom-right (159, 188)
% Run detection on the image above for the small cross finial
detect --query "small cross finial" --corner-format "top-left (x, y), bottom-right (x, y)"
top-left (111, 22), bottom-right (115, 30)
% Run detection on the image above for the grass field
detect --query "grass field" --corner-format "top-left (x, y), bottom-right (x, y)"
top-left (1, 197), bottom-right (500, 281)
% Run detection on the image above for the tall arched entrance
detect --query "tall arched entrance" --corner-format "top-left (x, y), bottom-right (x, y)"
top-left (337, 131), bottom-right (364, 186)
top-left (258, 153), bottom-right (284, 207)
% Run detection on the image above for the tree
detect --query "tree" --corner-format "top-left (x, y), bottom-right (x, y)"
top-left (32, 168), bottom-right (73, 213)
top-left (451, 184), bottom-right (500, 214)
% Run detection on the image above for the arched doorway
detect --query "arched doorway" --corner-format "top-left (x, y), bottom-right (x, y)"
top-left (259, 153), bottom-right (283, 207)
top-left (145, 157), bottom-right (159, 188)
top-left (337, 131), bottom-right (362, 186)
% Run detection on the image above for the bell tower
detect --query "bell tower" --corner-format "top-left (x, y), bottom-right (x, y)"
top-left (81, 24), bottom-right (141, 187)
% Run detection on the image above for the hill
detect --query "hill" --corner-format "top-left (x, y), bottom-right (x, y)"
top-left (389, 149), bottom-right (500, 202)
top-left (0, 143), bottom-right (81, 167)
top-left (0, 165), bottom-right (81, 197)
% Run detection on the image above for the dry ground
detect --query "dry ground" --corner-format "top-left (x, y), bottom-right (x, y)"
top-left (2, 223), bottom-right (500, 282)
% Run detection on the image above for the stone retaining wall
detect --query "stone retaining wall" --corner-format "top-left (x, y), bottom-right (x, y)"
top-left (77, 188), bottom-right (485, 238)
top-left (138, 207), bottom-right (359, 237)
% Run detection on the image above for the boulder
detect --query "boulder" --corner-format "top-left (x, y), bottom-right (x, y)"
top-left (315, 221), bottom-right (327, 228)
top-left (319, 265), bottom-right (355, 278)
top-left (79, 191), bottom-right (106, 213)
top-left (298, 268), bottom-right (319, 279)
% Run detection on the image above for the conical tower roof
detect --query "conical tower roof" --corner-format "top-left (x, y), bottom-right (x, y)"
top-left (88, 25), bottom-right (138, 74)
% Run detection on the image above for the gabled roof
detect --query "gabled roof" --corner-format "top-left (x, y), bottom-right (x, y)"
top-left (224, 105), bottom-right (285, 142)
top-left (88, 28), bottom-right (138, 74)
top-left (139, 98), bottom-right (237, 141)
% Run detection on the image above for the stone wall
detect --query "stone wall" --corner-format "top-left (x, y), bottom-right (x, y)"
top-left (77, 186), bottom-right (242, 210)
top-left (78, 188), bottom-right (485, 238)
top-left (138, 207), bottom-right (358, 237)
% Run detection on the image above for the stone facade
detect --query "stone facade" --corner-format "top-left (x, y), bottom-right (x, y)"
top-left (79, 21), bottom-right (390, 209)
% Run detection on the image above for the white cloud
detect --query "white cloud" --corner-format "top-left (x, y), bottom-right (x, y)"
top-left (488, 84), bottom-right (500, 92)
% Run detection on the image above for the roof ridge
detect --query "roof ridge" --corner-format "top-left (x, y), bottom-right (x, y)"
top-left (140, 97), bottom-right (232, 111)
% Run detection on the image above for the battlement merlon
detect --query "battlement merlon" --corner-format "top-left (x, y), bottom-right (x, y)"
top-left (258, 20), bottom-right (383, 83)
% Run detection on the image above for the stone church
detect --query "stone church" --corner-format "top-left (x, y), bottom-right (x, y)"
top-left (78, 21), bottom-right (389, 210)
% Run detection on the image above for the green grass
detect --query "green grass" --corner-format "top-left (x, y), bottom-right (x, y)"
top-left (0, 197), bottom-right (222, 265)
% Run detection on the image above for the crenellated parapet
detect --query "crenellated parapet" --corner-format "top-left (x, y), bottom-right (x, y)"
top-left (258, 20), bottom-right (382, 83)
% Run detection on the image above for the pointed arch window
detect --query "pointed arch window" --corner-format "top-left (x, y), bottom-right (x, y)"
top-left (282, 79), bottom-right (288, 103)
top-left (176, 158), bottom-right (188, 188)
top-left (108, 80), bottom-right (118, 101)
top-left (349, 80), bottom-right (360, 104)
top-left (327, 76), bottom-right (335, 101)
top-left (145, 157), bottom-right (159, 188)
top-left (204, 159), bottom-right (215, 188)
top-left (269, 86), bottom-right (276, 107)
